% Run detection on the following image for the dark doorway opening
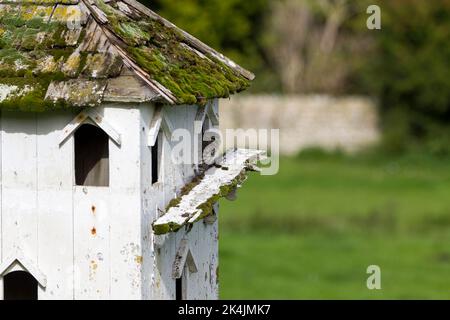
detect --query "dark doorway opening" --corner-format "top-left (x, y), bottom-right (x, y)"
top-left (75, 124), bottom-right (110, 187)
top-left (152, 133), bottom-right (160, 184)
top-left (176, 277), bottom-right (183, 300)
top-left (4, 271), bottom-right (38, 300)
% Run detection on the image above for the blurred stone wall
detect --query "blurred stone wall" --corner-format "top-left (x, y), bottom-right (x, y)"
top-left (219, 95), bottom-right (380, 155)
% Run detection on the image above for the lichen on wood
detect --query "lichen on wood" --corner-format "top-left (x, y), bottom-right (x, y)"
top-left (153, 149), bottom-right (264, 235)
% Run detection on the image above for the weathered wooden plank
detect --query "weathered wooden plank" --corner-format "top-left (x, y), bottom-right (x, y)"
top-left (0, 111), bottom-right (2, 268)
top-left (104, 106), bottom-right (143, 299)
top-left (151, 105), bottom-right (187, 299)
top-left (1, 112), bottom-right (38, 265)
top-left (148, 105), bottom-right (163, 148)
top-left (195, 105), bottom-right (207, 130)
top-left (79, 0), bottom-right (178, 104)
top-left (153, 233), bottom-right (176, 299)
top-left (20, 5), bottom-right (55, 22)
top-left (153, 149), bottom-right (264, 235)
top-left (37, 112), bottom-right (75, 300)
top-left (59, 111), bottom-right (89, 145)
top-left (162, 112), bottom-right (175, 142)
top-left (120, 0), bottom-right (255, 81)
top-left (79, 19), bottom-right (109, 52)
top-left (184, 224), bottom-right (201, 299)
top-left (99, 31), bottom-right (178, 104)
top-left (0, 111), bottom-right (2, 300)
top-left (138, 104), bottom-right (154, 300)
top-left (116, 1), bottom-right (132, 15)
top-left (172, 238), bottom-right (197, 279)
top-left (59, 109), bottom-right (121, 146)
top-left (207, 99), bottom-right (220, 127)
top-left (164, 104), bottom-right (198, 180)
top-left (45, 79), bottom-right (108, 107)
top-left (0, 253), bottom-right (47, 287)
top-left (104, 76), bottom-right (160, 103)
top-left (73, 187), bottom-right (110, 300)
top-left (89, 4), bottom-right (109, 24)
top-left (85, 109), bottom-right (122, 146)
top-left (51, 4), bottom-right (89, 27)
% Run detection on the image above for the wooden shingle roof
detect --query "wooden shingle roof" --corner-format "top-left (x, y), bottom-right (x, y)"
top-left (0, 0), bottom-right (254, 111)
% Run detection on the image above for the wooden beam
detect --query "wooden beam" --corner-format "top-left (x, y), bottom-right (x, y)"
top-left (194, 105), bottom-right (207, 132)
top-left (172, 239), bottom-right (198, 279)
top-left (59, 111), bottom-right (89, 146)
top-left (121, 0), bottom-right (255, 81)
top-left (59, 109), bottom-right (122, 146)
top-left (153, 149), bottom-right (265, 235)
top-left (148, 106), bottom-right (163, 147)
top-left (161, 112), bottom-right (175, 142)
top-left (80, 0), bottom-right (178, 104)
top-left (0, 252), bottom-right (47, 288)
top-left (85, 109), bottom-right (122, 146)
top-left (148, 106), bottom-right (174, 146)
top-left (206, 101), bottom-right (219, 127)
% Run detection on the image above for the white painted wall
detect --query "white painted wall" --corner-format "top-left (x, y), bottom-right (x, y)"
top-left (142, 102), bottom-right (219, 300)
top-left (0, 101), bottom-right (220, 300)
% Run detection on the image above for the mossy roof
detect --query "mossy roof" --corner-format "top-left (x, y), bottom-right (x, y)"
top-left (0, 0), bottom-right (254, 111)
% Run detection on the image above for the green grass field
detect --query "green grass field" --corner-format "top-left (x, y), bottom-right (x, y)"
top-left (219, 152), bottom-right (450, 299)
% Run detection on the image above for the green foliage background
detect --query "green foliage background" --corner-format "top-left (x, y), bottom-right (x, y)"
top-left (362, 0), bottom-right (450, 154)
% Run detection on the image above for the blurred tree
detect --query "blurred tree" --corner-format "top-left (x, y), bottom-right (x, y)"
top-left (139, 0), bottom-right (371, 94)
top-left (264, 0), bottom-right (370, 94)
top-left (361, 0), bottom-right (450, 154)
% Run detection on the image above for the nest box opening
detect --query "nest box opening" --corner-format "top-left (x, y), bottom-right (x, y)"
top-left (75, 123), bottom-right (110, 187)
top-left (152, 131), bottom-right (162, 185)
top-left (3, 271), bottom-right (38, 300)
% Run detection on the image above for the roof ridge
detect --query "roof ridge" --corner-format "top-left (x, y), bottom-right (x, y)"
top-left (80, 0), bottom-right (255, 104)
top-left (120, 0), bottom-right (255, 81)
top-left (81, 0), bottom-right (178, 104)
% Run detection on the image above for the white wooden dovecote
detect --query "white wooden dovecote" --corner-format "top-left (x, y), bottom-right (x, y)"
top-left (0, 0), bottom-right (259, 300)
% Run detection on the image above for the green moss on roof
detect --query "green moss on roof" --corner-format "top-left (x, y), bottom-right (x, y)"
top-left (0, 4), bottom-right (114, 110)
top-left (95, 0), bottom-right (251, 105)
top-left (0, 0), bottom-right (252, 110)
top-left (0, 77), bottom-right (69, 111)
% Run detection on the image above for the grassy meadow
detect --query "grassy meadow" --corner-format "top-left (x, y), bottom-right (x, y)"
top-left (219, 151), bottom-right (450, 299)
